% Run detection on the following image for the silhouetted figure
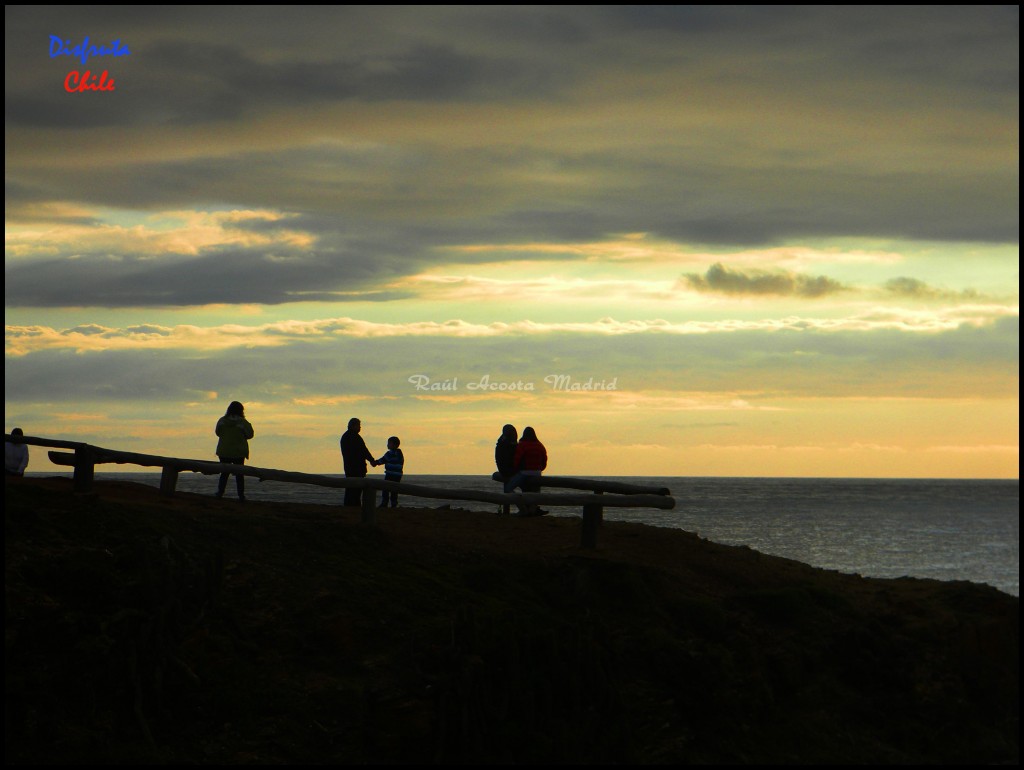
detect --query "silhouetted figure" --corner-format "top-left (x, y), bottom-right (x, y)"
top-left (504, 425), bottom-right (548, 516)
top-left (5, 427), bottom-right (29, 477)
top-left (215, 401), bottom-right (254, 501)
top-left (340, 417), bottom-right (376, 508)
top-left (376, 436), bottom-right (405, 508)
top-left (494, 424), bottom-right (518, 481)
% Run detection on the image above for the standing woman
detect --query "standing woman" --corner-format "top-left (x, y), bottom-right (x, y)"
top-left (215, 401), bottom-right (254, 501)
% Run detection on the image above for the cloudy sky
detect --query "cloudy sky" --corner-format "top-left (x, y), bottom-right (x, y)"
top-left (5, 6), bottom-right (1019, 478)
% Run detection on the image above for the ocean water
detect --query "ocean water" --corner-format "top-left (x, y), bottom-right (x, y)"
top-left (30, 472), bottom-right (1019, 597)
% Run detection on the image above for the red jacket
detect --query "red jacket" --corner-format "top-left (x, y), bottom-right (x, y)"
top-left (513, 438), bottom-right (547, 472)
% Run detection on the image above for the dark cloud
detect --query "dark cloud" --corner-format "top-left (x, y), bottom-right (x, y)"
top-left (606, 162), bottom-right (1019, 245)
top-left (6, 317), bottom-right (1019, 404)
top-left (465, 8), bottom-right (590, 45)
top-left (3, 6), bottom-right (1018, 309)
top-left (885, 277), bottom-right (934, 297)
top-left (605, 5), bottom-right (798, 36)
top-left (838, 6), bottom-right (1019, 102)
top-left (3, 243), bottom-right (421, 307)
top-left (4, 348), bottom-right (203, 401)
top-left (7, 6), bottom-right (1017, 129)
top-left (612, 6), bottom-right (1018, 101)
top-left (682, 263), bottom-right (847, 298)
top-left (8, 136), bottom-right (1018, 243)
top-left (7, 20), bottom-right (568, 129)
top-left (884, 277), bottom-right (983, 302)
top-left (4, 142), bottom-right (1015, 307)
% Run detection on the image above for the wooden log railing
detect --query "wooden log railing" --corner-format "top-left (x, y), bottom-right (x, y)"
top-left (491, 472), bottom-right (673, 547)
top-left (6, 434), bottom-right (674, 548)
top-left (490, 472), bottom-right (671, 497)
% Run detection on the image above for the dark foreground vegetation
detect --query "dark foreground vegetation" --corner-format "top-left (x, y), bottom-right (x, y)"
top-left (5, 477), bottom-right (1018, 764)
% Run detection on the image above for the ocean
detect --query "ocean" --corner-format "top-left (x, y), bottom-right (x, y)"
top-left (30, 472), bottom-right (1019, 597)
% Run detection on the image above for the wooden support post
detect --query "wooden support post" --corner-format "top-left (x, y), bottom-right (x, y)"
top-left (73, 447), bottom-right (95, 493)
top-left (581, 502), bottom-right (603, 548)
top-left (361, 482), bottom-right (376, 524)
top-left (159, 466), bottom-right (179, 496)
top-left (496, 473), bottom-right (511, 515)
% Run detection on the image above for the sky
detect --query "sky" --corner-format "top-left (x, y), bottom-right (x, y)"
top-left (4, 6), bottom-right (1019, 479)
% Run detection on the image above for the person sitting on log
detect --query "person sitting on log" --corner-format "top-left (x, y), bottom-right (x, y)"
top-left (504, 426), bottom-right (548, 516)
top-left (494, 424), bottom-right (518, 481)
top-left (5, 427), bottom-right (29, 477)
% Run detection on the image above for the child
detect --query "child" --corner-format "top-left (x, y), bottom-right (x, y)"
top-left (376, 436), bottom-right (405, 508)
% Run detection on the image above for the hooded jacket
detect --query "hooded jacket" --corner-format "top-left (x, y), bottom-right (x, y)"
top-left (495, 434), bottom-right (518, 477)
top-left (513, 437), bottom-right (547, 473)
top-left (216, 414), bottom-right (254, 459)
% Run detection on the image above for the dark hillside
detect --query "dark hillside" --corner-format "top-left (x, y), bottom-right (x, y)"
top-left (4, 477), bottom-right (1018, 764)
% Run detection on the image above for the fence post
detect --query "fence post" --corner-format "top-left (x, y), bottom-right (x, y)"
top-left (73, 446), bottom-right (96, 493)
top-left (361, 480), bottom-right (375, 524)
top-left (159, 466), bottom-right (179, 496)
top-left (581, 502), bottom-right (603, 548)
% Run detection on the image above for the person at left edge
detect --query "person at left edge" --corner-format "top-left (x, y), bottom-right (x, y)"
top-left (6, 427), bottom-right (29, 477)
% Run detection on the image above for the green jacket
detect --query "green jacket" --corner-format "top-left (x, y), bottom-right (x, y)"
top-left (215, 415), bottom-right (254, 459)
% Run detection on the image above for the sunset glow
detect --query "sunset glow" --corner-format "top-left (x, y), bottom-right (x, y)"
top-left (5, 7), bottom-right (1018, 478)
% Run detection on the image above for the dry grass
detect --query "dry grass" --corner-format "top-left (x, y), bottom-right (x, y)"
top-left (5, 476), bottom-right (1019, 764)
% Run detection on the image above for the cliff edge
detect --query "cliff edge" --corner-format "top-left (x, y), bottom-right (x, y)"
top-left (5, 477), bottom-right (1018, 764)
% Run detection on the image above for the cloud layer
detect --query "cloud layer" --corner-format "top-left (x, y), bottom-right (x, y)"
top-left (5, 7), bottom-right (1018, 477)
top-left (6, 7), bottom-right (1019, 307)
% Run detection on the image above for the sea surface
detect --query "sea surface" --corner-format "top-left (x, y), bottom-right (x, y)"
top-left (31, 472), bottom-right (1019, 597)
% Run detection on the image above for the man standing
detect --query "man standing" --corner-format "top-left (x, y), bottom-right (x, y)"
top-left (340, 417), bottom-right (375, 507)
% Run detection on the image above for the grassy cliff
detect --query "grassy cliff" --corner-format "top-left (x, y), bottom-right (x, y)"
top-left (5, 477), bottom-right (1018, 764)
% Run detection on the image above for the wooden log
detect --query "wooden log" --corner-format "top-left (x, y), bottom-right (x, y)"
top-left (48, 451), bottom-right (76, 466)
top-left (34, 436), bottom-right (675, 512)
top-left (49, 446), bottom-right (364, 488)
top-left (10, 434), bottom-right (89, 451)
top-left (490, 471), bottom-right (670, 496)
top-left (48, 448), bottom-right (673, 509)
top-left (369, 478), bottom-right (673, 509)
